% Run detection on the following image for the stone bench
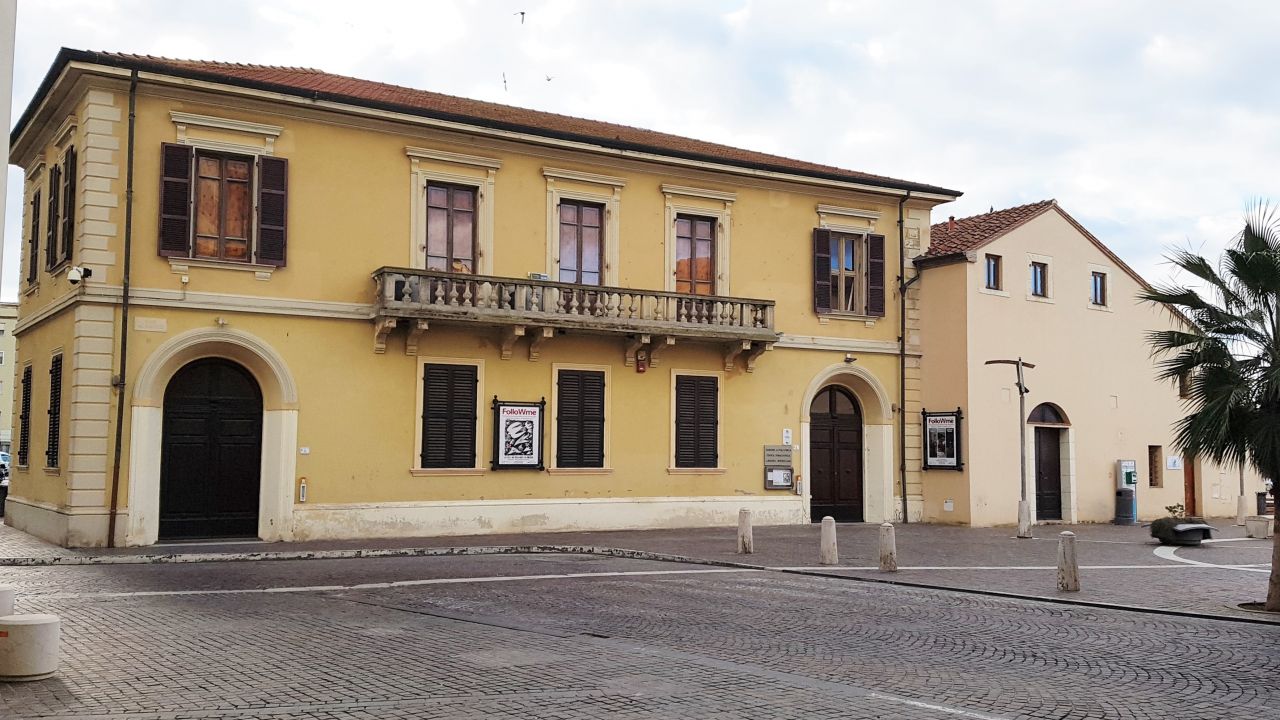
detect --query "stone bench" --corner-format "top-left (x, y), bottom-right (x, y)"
top-left (1245, 516), bottom-right (1275, 540)
top-left (0, 614), bottom-right (60, 682)
top-left (0, 586), bottom-right (12, 616)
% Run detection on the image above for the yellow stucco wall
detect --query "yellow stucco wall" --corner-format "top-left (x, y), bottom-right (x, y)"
top-left (917, 261), bottom-right (971, 524)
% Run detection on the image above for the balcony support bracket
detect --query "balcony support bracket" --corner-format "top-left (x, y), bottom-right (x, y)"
top-left (528, 327), bottom-right (554, 361)
top-left (744, 342), bottom-right (772, 373)
top-left (648, 336), bottom-right (676, 366)
top-left (723, 339), bottom-right (752, 371)
top-left (374, 317), bottom-right (398, 354)
top-left (405, 320), bottom-right (429, 356)
top-left (624, 334), bottom-right (651, 367)
top-left (500, 325), bottom-right (527, 360)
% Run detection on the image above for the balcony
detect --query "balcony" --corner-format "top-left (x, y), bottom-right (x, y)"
top-left (372, 267), bottom-right (777, 371)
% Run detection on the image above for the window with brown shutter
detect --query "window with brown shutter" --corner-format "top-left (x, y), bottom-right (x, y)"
top-left (45, 164), bottom-right (60, 270)
top-left (27, 191), bottom-right (40, 285)
top-left (17, 365), bottom-right (31, 467)
top-left (46, 354), bottom-right (63, 468)
top-left (558, 200), bottom-right (604, 286)
top-left (675, 375), bottom-right (718, 468)
top-left (867, 234), bottom-right (885, 316)
top-left (425, 183), bottom-right (478, 273)
top-left (60, 146), bottom-right (76, 264)
top-left (675, 214), bottom-right (716, 295)
top-left (557, 370), bottom-right (605, 468)
top-left (817, 230), bottom-right (886, 317)
top-left (157, 143), bottom-right (289, 266)
top-left (420, 363), bottom-right (478, 468)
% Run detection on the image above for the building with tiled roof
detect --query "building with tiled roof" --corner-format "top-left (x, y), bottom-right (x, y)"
top-left (5, 48), bottom-right (960, 547)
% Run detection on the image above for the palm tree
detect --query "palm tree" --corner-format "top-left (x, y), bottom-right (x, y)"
top-left (1142, 205), bottom-right (1280, 612)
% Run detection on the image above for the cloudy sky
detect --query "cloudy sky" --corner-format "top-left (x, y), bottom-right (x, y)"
top-left (4, 0), bottom-right (1277, 299)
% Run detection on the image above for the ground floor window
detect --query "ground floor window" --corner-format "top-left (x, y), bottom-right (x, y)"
top-left (674, 374), bottom-right (718, 468)
top-left (420, 363), bottom-right (478, 468)
top-left (556, 369), bottom-right (605, 468)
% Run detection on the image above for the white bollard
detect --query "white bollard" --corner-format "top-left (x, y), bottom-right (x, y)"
top-left (1017, 500), bottom-right (1034, 539)
top-left (878, 523), bottom-right (898, 572)
top-left (819, 516), bottom-right (838, 565)
top-left (0, 587), bottom-right (13, 617)
top-left (1056, 531), bottom-right (1080, 592)
top-left (737, 508), bottom-right (754, 554)
top-left (1237, 495), bottom-right (1250, 526)
top-left (0, 614), bottom-right (61, 682)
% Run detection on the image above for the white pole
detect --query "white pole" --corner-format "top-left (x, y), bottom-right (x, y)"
top-left (878, 522), bottom-right (898, 572)
top-left (1016, 358), bottom-right (1033, 539)
top-left (1056, 531), bottom-right (1080, 592)
top-left (1237, 462), bottom-right (1249, 526)
top-left (819, 516), bottom-right (838, 565)
top-left (736, 508), bottom-right (753, 554)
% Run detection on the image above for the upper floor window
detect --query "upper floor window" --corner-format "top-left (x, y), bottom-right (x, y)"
top-left (1030, 261), bottom-right (1049, 297)
top-left (558, 200), bottom-right (603, 285)
top-left (45, 163), bottom-right (61, 270)
top-left (159, 143), bottom-right (288, 266)
top-left (985, 254), bottom-right (1002, 290)
top-left (1091, 271), bottom-right (1107, 306)
top-left (426, 183), bottom-right (477, 273)
top-left (27, 189), bottom-right (40, 285)
top-left (675, 214), bottom-right (716, 295)
top-left (813, 229), bottom-right (885, 317)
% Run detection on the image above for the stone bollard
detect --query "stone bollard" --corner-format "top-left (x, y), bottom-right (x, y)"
top-left (0, 614), bottom-right (61, 682)
top-left (819, 516), bottom-right (838, 565)
top-left (0, 586), bottom-right (13, 617)
top-left (878, 523), bottom-right (898, 572)
top-left (1237, 495), bottom-right (1249, 526)
top-left (1056, 531), bottom-right (1080, 592)
top-left (737, 508), bottom-right (754, 554)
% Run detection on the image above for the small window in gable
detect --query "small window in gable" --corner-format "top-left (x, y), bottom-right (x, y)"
top-left (985, 254), bottom-right (1002, 290)
top-left (1091, 271), bottom-right (1107, 306)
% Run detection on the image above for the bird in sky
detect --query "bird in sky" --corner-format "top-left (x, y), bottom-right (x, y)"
top-left (514, 11), bottom-right (525, 24)
top-left (502, 72), bottom-right (508, 91)
top-left (545, 75), bottom-right (554, 82)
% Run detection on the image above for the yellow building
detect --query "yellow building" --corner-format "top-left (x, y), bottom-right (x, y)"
top-left (916, 201), bottom-right (1266, 525)
top-left (4, 49), bottom-right (959, 547)
top-left (0, 302), bottom-right (16, 454)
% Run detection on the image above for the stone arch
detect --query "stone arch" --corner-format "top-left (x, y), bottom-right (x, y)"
top-left (799, 363), bottom-right (896, 524)
top-left (1027, 402), bottom-right (1069, 426)
top-left (125, 328), bottom-right (298, 546)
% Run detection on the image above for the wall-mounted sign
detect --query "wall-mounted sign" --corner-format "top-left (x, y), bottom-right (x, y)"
top-left (763, 444), bottom-right (794, 489)
top-left (491, 397), bottom-right (545, 470)
top-left (1166, 455), bottom-right (1183, 471)
top-left (922, 408), bottom-right (964, 471)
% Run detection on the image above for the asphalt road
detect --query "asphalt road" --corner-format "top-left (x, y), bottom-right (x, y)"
top-left (2, 552), bottom-right (1278, 719)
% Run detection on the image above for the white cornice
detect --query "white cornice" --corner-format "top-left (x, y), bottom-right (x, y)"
top-left (169, 111), bottom-right (283, 138)
top-left (817, 204), bottom-right (882, 221)
top-left (52, 116), bottom-right (78, 149)
top-left (660, 184), bottom-right (737, 203)
top-left (405, 146), bottom-right (502, 169)
top-left (543, 166), bottom-right (627, 188)
top-left (775, 334), bottom-right (921, 357)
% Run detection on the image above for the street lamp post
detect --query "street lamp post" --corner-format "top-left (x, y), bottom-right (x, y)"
top-left (985, 358), bottom-right (1036, 538)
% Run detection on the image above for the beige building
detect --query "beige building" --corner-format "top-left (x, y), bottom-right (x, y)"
top-left (916, 200), bottom-right (1265, 525)
top-left (0, 303), bottom-right (15, 453)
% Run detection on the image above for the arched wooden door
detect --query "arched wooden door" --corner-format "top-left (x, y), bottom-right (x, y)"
top-left (1029, 403), bottom-right (1068, 521)
top-left (809, 386), bottom-right (864, 522)
top-left (159, 358), bottom-right (263, 540)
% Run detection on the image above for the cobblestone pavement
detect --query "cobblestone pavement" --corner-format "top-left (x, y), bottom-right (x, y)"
top-left (1, 553), bottom-right (1278, 719)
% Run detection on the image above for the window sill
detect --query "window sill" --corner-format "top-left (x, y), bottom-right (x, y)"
top-left (666, 467), bottom-right (726, 475)
top-left (43, 467), bottom-right (61, 476)
top-left (819, 312), bottom-right (880, 326)
top-left (411, 467), bottom-right (485, 477)
top-left (1086, 303), bottom-right (1113, 313)
top-left (21, 283), bottom-right (38, 298)
top-left (978, 286), bottom-right (1009, 297)
top-left (170, 257), bottom-right (276, 279)
top-left (1026, 294), bottom-right (1055, 304)
top-left (546, 467), bottom-right (614, 475)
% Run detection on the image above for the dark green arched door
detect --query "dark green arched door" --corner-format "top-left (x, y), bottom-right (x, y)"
top-left (159, 358), bottom-right (263, 540)
top-left (809, 386), bottom-right (864, 522)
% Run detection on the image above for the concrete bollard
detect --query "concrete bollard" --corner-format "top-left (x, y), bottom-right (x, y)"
top-left (0, 614), bottom-right (61, 682)
top-left (878, 523), bottom-right (898, 572)
top-left (819, 516), bottom-right (838, 565)
top-left (1017, 500), bottom-right (1034, 539)
top-left (0, 587), bottom-right (13, 617)
top-left (1237, 495), bottom-right (1250, 526)
top-left (1056, 531), bottom-right (1080, 592)
top-left (737, 508), bottom-right (754, 554)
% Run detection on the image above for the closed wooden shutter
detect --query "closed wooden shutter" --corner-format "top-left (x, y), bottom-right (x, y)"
top-left (867, 234), bottom-right (886, 317)
top-left (18, 365), bottom-right (31, 467)
top-left (46, 355), bottom-right (63, 468)
top-left (256, 156), bottom-right (288, 266)
top-left (159, 143), bottom-right (193, 257)
top-left (45, 164), bottom-right (60, 269)
top-left (421, 363), bottom-right (478, 468)
top-left (27, 191), bottom-right (40, 284)
top-left (675, 375), bottom-right (718, 468)
top-left (557, 370), bottom-right (605, 468)
top-left (813, 228), bottom-right (832, 314)
top-left (60, 146), bottom-right (76, 263)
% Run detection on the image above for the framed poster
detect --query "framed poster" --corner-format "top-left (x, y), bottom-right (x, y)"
top-left (922, 408), bottom-right (964, 471)
top-left (491, 397), bottom-right (546, 470)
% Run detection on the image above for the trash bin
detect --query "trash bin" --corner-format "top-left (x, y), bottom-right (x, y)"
top-left (1114, 487), bottom-right (1137, 525)
top-left (1261, 491), bottom-right (1273, 516)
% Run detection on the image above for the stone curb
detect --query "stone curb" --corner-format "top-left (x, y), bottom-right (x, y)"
top-left (3, 543), bottom-right (1275, 627)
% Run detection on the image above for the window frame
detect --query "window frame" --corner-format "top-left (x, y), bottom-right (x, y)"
top-left (408, 146), bottom-right (498, 275)
top-left (26, 186), bottom-right (40, 287)
top-left (1026, 253), bottom-right (1054, 302)
top-left (46, 353), bottom-right (63, 470)
top-left (413, 357), bottom-right (485, 474)
top-left (663, 185), bottom-right (734, 295)
top-left (985, 254), bottom-right (1002, 291)
top-left (17, 364), bottom-right (32, 468)
top-left (1090, 271), bottom-right (1107, 306)
top-left (191, 149), bottom-right (256, 264)
top-left (668, 369), bottom-right (724, 473)
top-left (827, 230), bottom-right (871, 315)
top-left (674, 213), bottom-right (718, 296)
top-left (424, 181), bottom-right (480, 274)
top-left (555, 198), bottom-right (607, 286)
top-left (545, 167), bottom-right (623, 286)
top-left (550, 364), bottom-right (611, 472)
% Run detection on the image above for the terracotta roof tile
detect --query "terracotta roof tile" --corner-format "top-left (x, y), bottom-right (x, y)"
top-left (926, 200), bottom-right (1057, 256)
top-left (21, 49), bottom-right (961, 197)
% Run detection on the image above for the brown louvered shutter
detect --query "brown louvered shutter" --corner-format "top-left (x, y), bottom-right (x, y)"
top-left (45, 164), bottom-right (60, 269)
top-left (256, 156), bottom-right (288, 266)
top-left (60, 146), bottom-right (76, 263)
top-left (46, 354), bottom-right (63, 468)
top-left (557, 370), bottom-right (605, 468)
top-left (159, 143), bottom-right (193, 257)
top-left (27, 191), bottom-right (40, 284)
top-left (813, 228), bottom-right (832, 314)
top-left (675, 375), bottom-right (718, 468)
top-left (867, 234), bottom-right (886, 317)
top-left (421, 363), bottom-right (477, 468)
top-left (17, 365), bottom-right (31, 467)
